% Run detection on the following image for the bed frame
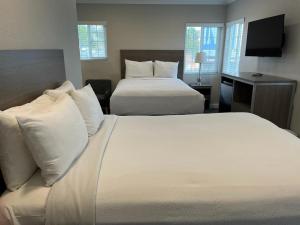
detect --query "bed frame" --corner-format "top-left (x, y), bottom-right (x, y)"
top-left (120, 50), bottom-right (184, 80)
top-left (0, 49), bottom-right (66, 194)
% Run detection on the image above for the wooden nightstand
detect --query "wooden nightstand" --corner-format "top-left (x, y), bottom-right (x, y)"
top-left (189, 84), bottom-right (212, 110)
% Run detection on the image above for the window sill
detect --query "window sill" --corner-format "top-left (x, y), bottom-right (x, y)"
top-left (184, 73), bottom-right (220, 76)
top-left (80, 57), bottom-right (108, 62)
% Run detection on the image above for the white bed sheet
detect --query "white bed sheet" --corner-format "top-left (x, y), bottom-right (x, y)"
top-left (95, 113), bottom-right (300, 224)
top-left (110, 78), bottom-right (205, 115)
top-left (2, 113), bottom-right (300, 225)
top-left (0, 171), bottom-right (49, 225)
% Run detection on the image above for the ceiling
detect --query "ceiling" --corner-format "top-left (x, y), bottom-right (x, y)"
top-left (76, 0), bottom-right (236, 5)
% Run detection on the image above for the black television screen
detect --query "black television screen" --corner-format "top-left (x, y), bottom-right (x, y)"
top-left (245, 14), bottom-right (285, 57)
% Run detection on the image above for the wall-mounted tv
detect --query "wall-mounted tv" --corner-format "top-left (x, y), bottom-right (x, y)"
top-left (245, 14), bottom-right (285, 57)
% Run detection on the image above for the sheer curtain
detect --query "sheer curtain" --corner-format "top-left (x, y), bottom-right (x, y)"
top-left (222, 19), bottom-right (244, 75)
top-left (184, 23), bottom-right (224, 75)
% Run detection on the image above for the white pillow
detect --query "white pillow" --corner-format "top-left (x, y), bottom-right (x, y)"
top-left (44, 80), bottom-right (75, 98)
top-left (0, 94), bottom-right (54, 191)
top-left (125, 59), bottom-right (153, 78)
top-left (17, 95), bottom-right (88, 186)
top-left (70, 84), bottom-right (104, 136)
top-left (154, 60), bottom-right (179, 78)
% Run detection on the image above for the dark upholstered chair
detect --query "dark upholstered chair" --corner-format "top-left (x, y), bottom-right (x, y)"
top-left (85, 79), bottom-right (112, 114)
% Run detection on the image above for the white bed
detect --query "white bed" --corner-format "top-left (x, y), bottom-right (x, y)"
top-left (2, 113), bottom-right (300, 225)
top-left (110, 78), bottom-right (205, 115)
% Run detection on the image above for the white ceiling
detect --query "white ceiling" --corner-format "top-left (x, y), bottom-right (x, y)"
top-left (76, 0), bottom-right (236, 5)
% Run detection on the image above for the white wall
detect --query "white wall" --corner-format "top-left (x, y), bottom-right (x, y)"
top-left (227, 0), bottom-right (300, 134)
top-left (0, 0), bottom-right (83, 88)
top-left (77, 4), bottom-right (227, 105)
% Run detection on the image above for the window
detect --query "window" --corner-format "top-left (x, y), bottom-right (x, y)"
top-left (78, 22), bottom-right (107, 60)
top-left (223, 19), bottom-right (244, 75)
top-left (184, 23), bottom-right (224, 75)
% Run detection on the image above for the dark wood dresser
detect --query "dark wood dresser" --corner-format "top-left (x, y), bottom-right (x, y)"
top-left (219, 73), bottom-right (297, 129)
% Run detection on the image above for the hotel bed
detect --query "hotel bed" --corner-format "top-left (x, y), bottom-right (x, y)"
top-left (110, 50), bottom-right (205, 115)
top-left (2, 114), bottom-right (300, 225)
top-left (110, 78), bottom-right (204, 115)
top-left (1, 50), bottom-right (300, 225)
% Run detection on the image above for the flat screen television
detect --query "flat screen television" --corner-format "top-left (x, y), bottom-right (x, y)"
top-left (245, 14), bottom-right (285, 57)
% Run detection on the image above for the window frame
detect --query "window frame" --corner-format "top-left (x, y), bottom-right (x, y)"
top-left (78, 21), bottom-right (108, 61)
top-left (222, 18), bottom-right (245, 76)
top-left (184, 23), bottom-right (224, 76)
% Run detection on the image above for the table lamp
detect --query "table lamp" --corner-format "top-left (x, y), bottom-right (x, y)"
top-left (195, 52), bottom-right (206, 85)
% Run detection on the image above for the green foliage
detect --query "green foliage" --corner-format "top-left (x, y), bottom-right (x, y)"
top-left (78, 25), bottom-right (89, 44)
top-left (185, 27), bottom-right (201, 58)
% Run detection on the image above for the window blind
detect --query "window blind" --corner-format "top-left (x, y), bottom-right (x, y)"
top-left (78, 23), bottom-right (107, 60)
top-left (223, 19), bottom-right (244, 75)
top-left (184, 23), bottom-right (223, 75)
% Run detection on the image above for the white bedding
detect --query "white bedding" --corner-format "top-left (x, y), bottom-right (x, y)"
top-left (110, 78), bottom-right (205, 115)
top-left (45, 115), bottom-right (117, 225)
top-left (2, 113), bottom-right (300, 225)
top-left (0, 172), bottom-right (49, 225)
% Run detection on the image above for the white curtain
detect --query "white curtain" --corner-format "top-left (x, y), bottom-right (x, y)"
top-left (222, 19), bottom-right (244, 76)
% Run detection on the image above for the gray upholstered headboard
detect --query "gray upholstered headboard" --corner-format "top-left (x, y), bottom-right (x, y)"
top-left (120, 50), bottom-right (184, 80)
top-left (0, 49), bottom-right (66, 194)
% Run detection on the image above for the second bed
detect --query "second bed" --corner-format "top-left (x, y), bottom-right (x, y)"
top-left (110, 50), bottom-right (205, 115)
top-left (110, 78), bottom-right (205, 115)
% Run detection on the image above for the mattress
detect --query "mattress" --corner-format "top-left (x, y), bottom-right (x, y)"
top-left (110, 78), bottom-right (205, 115)
top-left (2, 113), bottom-right (300, 225)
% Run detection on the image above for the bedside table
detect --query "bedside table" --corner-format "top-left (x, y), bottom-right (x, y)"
top-left (85, 79), bottom-right (112, 114)
top-left (189, 84), bottom-right (212, 110)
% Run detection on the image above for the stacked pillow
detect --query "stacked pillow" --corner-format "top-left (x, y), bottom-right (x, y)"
top-left (0, 80), bottom-right (105, 190)
top-left (154, 60), bottom-right (179, 78)
top-left (125, 59), bottom-right (179, 79)
top-left (70, 84), bottom-right (104, 136)
top-left (0, 94), bottom-right (55, 191)
top-left (125, 59), bottom-right (153, 78)
top-left (44, 80), bottom-right (75, 97)
top-left (44, 80), bottom-right (104, 136)
top-left (17, 94), bottom-right (89, 186)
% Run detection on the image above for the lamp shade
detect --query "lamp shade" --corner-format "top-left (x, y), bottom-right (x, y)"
top-left (195, 52), bottom-right (206, 63)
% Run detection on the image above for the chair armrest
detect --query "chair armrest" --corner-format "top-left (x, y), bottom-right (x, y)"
top-left (103, 89), bottom-right (111, 98)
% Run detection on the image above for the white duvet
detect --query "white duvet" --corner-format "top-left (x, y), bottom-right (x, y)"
top-left (2, 113), bottom-right (300, 225)
top-left (110, 78), bottom-right (205, 115)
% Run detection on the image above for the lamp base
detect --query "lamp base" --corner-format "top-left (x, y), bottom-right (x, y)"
top-left (193, 76), bottom-right (201, 86)
top-left (192, 81), bottom-right (202, 86)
